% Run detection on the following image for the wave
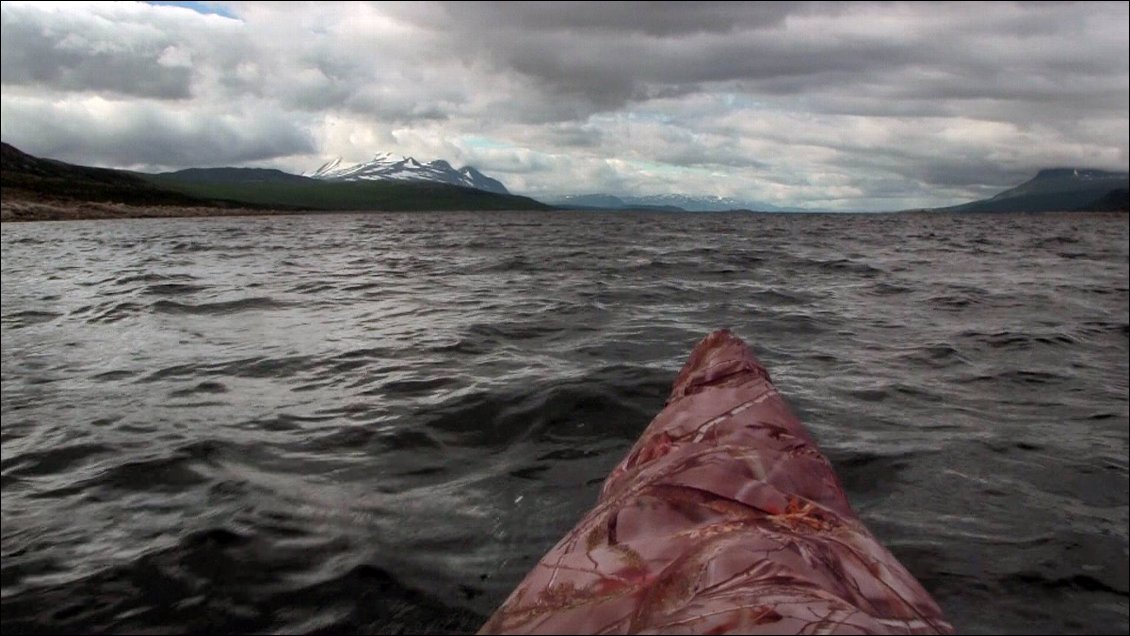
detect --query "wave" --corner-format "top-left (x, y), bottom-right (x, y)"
top-left (1, 442), bottom-right (113, 479)
top-left (79, 443), bottom-right (222, 493)
top-left (957, 369), bottom-right (1069, 385)
top-left (0, 530), bottom-right (483, 635)
top-left (152, 297), bottom-right (289, 315)
top-left (747, 288), bottom-right (813, 305)
top-left (141, 355), bottom-right (318, 382)
top-left (1, 309), bottom-right (63, 327)
top-left (805, 257), bottom-right (885, 276)
top-left (114, 272), bottom-right (196, 285)
top-left (143, 283), bottom-right (207, 296)
top-left (958, 329), bottom-right (1078, 349)
top-left (88, 301), bottom-right (146, 323)
top-left (423, 367), bottom-right (667, 447)
top-left (169, 381), bottom-right (229, 397)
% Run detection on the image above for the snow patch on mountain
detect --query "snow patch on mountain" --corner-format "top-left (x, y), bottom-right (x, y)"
top-left (307, 153), bottom-right (509, 195)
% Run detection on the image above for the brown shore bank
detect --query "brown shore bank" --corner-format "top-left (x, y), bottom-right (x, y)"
top-left (0, 198), bottom-right (298, 222)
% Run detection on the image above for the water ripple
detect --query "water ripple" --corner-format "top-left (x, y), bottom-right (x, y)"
top-left (2, 210), bottom-right (1127, 635)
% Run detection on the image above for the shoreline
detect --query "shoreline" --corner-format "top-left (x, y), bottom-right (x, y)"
top-left (0, 198), bottom-right (310, 222)
top-left (3, 198), bottom-right (1126, 223)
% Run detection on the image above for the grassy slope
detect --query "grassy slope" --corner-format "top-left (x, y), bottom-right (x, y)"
top-left (935, 171), bottom-right (1129, 213)
top-left (1, 142), bottom-right (214, 207)
top-left (1079, 188), bottom-right (1129, 212)
top-left (940, 190), bottom-right (1122, 213)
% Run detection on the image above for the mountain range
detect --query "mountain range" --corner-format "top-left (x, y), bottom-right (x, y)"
top-left (549, 193), bottom-right (798, 213)
top-left (0, 142), bottom-right (547, 220)
top-left (1, 141), bottom-right (1126, 220)
top-left (305, 156), bottom-right (795, 211)
top-left (555, 171), bottom-right (1127, 214)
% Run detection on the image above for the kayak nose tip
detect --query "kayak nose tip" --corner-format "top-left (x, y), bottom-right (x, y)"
top-left (691, 328), bottom-right (744, 356)
top-left (669, 329), bottom-right (770, 402)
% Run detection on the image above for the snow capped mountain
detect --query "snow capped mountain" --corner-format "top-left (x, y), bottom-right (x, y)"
top-left (307, 153), bottom-right (510, 195)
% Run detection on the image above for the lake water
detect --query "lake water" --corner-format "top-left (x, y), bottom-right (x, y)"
top-left (2, 210), bottom-right (1127, 634)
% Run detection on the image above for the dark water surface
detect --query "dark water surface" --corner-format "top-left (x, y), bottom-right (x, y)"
top-left (2, 211), bottom-right (1127, 634)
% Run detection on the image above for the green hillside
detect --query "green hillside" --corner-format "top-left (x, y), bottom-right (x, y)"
top-left (1, 142), bottom-right (208, 207)
top-left (143, 173), bottom-right (551, 211)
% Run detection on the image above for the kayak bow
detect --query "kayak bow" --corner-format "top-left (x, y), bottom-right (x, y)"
top-left (481, 329), bottom-right (952, 635)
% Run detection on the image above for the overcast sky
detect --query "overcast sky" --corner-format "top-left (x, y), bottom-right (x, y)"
top-left (1, 1), bottom-right (1127, 210)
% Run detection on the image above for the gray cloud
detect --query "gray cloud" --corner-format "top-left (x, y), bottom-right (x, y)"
top-left (431, 2), bottom-right (804, 36)
top-left (413, 1), bottom-right (1128, 122)
top-left (0, 95), bottom-right (315, 169)
top-left (0, 5), bottom-right (194, 98)
top-left (0, 2), bottom-right (252, 99)
top-left (0, 1), bottom-right (1126, 209)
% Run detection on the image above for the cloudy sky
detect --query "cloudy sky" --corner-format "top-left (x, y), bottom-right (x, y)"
top-left (1, 1), bottom-right (1127, 210)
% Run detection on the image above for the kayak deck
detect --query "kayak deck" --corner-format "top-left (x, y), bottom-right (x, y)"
top-left (480, 329), bottom-right (953, 634)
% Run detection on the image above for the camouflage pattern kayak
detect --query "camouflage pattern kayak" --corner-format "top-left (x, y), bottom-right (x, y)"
top-left (481, 329), bottom-right (953, 634)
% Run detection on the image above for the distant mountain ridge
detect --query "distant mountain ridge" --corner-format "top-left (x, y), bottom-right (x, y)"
top-left (0, 142), bottom-right (550, 218)
top-left (154, 167), bottom-right (312, 184)
top-left (551, 193), bottom-right (795, 212)
top-left (308, 153), bottom-right (510, 195)
top-left (936, 168), bottom-right (1128, 213)
top-left (6, 139), bottom-right (1125, 218)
